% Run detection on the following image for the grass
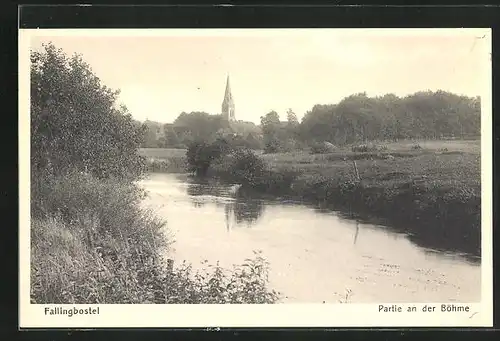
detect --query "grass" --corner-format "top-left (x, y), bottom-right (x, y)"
top-left (31, 170), bottom-right (280, 304)
top-left (139, 148), bottom-right (187, 173)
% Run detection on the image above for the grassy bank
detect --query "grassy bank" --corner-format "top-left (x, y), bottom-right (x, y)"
top-left (139, 148), bottom-right (187, 173)
top-left (31, 171), bottom-right (280, 304)
top-left (204, 140), bottom-right (481, 258)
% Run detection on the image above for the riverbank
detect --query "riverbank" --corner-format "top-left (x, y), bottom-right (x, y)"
top-left (142, 140), bottom-right (481, 258)
top-left (270, 153), bottom-right (481, 256)
top-left (261, 143), bottom-right (481, 258)
top-left (31, 171), bottom-right (280, 304)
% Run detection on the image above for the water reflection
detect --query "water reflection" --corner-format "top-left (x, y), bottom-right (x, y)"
top-left (225, 198), bottom-right (265, 229)
top-left (186, 178), bottom-right (265, 230)
top-left (353, 222), bottom-right (360, 245)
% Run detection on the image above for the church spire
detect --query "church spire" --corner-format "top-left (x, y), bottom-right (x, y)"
top-left (222, 73), bottom-right (235, 121)
top-left (225, 74), bottom-right (231, 97)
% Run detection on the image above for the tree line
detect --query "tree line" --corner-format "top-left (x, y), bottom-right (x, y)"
top-left (140, 112), bottom-right (263, 150)
top-left (142, 90), bottom-right (480, 153)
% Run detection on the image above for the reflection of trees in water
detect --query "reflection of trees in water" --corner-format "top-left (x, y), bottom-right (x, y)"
top-left (185, 181), bottom-right (265, 229)
top-left (224, 198), bottom-right (265, 230)
top-left (353, 221), bottom-right (359, 245)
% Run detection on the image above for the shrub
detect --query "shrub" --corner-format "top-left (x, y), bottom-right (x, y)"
top-left (411, 143), bottom-right (422, 150)
top-left (186, 139), bottom-right (233, 176)
top-left (263, 137), bottom-right (282, 154)
top-left (160, 252), bottom-right (280, 304)
top-left (229, 148), bottom-right (267, 186)
top-left (30, 43), bottom-right (146, 181)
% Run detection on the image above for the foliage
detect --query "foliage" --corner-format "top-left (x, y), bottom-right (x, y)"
top-left (30, 43), bottom-right (146, 181)
top-left (299, 91), bottom-right (480, 147)
top-left (160, 252), bottom-right (280, 304)
top-left (141, 112), bottom-right (264, 149)
top-left (186, 139), bottom-right (233, 176)
top-left (228, 149), bottom-right (267, 185)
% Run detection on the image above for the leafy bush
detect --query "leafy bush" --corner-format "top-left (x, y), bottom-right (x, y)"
top-left (228, 148), bottom-right (267, 186)
top-left (263, 137), bottom-right (282, 154)
top-left (186, 139), bottom-right (233, 176)
top-left (30, 43), bottom-right (146, 181)
top-left (159, 252), bottom-right (280, 304)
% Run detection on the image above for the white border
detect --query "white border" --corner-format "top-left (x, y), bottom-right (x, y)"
top-left (19, 28), bottom-right (493, 328)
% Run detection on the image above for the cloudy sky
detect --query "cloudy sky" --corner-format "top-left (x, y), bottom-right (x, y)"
top-left (28, 29), bottom-right (490, 124)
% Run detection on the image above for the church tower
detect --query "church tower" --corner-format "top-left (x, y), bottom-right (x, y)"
top-left (221, 74), bottom-right (235, 121)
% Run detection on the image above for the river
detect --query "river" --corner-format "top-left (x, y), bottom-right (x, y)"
top-left (139, 173), bottom-right (481, 303)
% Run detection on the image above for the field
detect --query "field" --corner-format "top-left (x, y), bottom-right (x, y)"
top-left (261, 139), bottom-right (480, 189)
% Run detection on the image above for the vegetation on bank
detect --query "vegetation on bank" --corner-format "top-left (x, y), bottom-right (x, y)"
top-left (183, 139), bottom-right (481, 257)
top-left (140, 90), bottom-right (480, 154)
top-left (30, 43), bottom-right (279, 304)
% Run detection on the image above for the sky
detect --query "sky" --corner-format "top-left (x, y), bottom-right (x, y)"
top-left (28, 29), bottom-right (490, 124)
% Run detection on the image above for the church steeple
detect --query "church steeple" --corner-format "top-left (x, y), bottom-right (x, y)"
top-left (222, 74), bottom-right (235, 121)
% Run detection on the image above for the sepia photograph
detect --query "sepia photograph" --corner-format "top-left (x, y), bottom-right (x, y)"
top-left (19, 28), bottom-right (492, 328)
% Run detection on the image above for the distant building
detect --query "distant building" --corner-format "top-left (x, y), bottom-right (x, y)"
top-left (221, 74), bottom-right (235, 122)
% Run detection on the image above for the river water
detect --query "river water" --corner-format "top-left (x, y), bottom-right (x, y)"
top-left (139, 173), bottom-right (481, 303)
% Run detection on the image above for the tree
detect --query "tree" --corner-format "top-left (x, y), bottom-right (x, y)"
top-left (260, 111), bottom-right (282, 153)
top-left (30, 43), bottom-right (146, 180)
top-left (172, 112), bottom-right (225, 144)
top-left (286, 108), bottom-right (299, 126)
top-left (296, 90), bottom-right (480, 146)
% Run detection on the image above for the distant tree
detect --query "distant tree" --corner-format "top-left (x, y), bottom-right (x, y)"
top-left (260, 111), bottom-right (282, 153)
top-left (286, 108), bottom-right (299, 126)
top-left (173, 112), bottom-right (224, 144)
top-left (296, 90), bottom-right (480, 146)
